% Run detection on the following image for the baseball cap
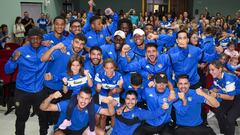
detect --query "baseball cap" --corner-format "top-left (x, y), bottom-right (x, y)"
top-left (133, 28), bottom-right (145, 36)
top-left (114, 30), bottom-right (126, 39)
top-left (155, 72), bottom-right (168, 84)
top-left (28, 27), bottom-right (45, 38)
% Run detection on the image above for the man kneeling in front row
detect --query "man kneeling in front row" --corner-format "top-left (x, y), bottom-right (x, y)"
top-left (40, 87), bottom-right (116, 135)
top-left (174, 75), bottom-right (220, 135)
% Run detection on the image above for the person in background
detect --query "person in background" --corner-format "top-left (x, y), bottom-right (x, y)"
top-left (0, 24), bottom-right (10, 49)
top-left (13, 16), bottom-right (25, 45)
top-left (21, 11), bottom-right (35, 36)
top-left (224, 41), bottom-right (239, 58)
top-left (37, 13), bottom-right (49, 32)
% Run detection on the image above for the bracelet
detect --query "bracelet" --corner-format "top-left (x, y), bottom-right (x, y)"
top-left (63, 83), bottom-right (68, 86)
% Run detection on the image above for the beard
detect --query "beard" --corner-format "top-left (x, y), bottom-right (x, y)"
top-left (147, 55), bottom-right (157, 64)
top-left (91, 58), bottom-right (101, 65)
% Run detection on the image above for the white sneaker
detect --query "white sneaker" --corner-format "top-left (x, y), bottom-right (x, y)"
top-left (47, 125), bottom-right (54, 135)
top-left (59, 119), bottom-right (72, 130)
top-left (106, 127), bottom-right (113, 135)
top-left (207, 111), bottom-right (215, 119)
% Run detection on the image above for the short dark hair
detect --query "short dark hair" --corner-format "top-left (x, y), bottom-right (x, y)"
top-left (1, 24), bottom-right (7, 29)
top-left (210, 61), bottom-right (224, 69)
top-left (79, 87), bottom-right (92, 96)
top-left (227, 41), bottom-right (235, 47)
top-left (176, 30), bottom-right (188, 39)
top-left (145, 42), bottom-right (158, 50)
top-left (74, 33), bottom-right (87, 43)
top-left (90, 46), bottom-right (102, 54)
top-left (53, 16), bottom-right (66, 23)
top-left (70, 19), bottom-right (82, 27)
top-left (126, 90), bottom-right (138, 99)
top-left (144, 23), bottom-right (154, 29)
top-left (90, 15), bottom-right (101, 24)
top-left (117, 18), bottom-right (133, 33)
top-left (131, 73), bottom-right (142, 86)
top-left (177, 74), bottom-right (189, 82)
top-left (205, 26), bottom-right (214, 35)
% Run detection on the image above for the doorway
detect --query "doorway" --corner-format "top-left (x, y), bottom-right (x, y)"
top-left (21, 2), bottom-right (42, 23)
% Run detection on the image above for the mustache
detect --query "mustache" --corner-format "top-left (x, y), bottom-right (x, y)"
top-left (149, 55), bottom-right (155, 58)
top-left (92, 58), bottom-right (100, 60)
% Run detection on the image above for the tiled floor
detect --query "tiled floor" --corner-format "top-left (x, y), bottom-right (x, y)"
top-left (0, 107), bottom-right (239, 135)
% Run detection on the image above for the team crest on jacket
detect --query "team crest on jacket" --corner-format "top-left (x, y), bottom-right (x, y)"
top-left (100, 34), bottom-right (104, 38)
top-left (66, 51), bottom-right (70, 55)
top-left (187, 96), bottom-right (192, 102)
top-left (26, 55), bottom-right (31, 58)
top-left (188, 54), bottom-right (192, 58)
top-left (158, 64), bottom-right (163, 68)
top-left (163, 98), bottom-right (167, 102)
top-left (88, 36), bottom-right (92, 39)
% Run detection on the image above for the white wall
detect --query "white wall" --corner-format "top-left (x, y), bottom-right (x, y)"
top-left (0, 0), bottom-right (63, 36)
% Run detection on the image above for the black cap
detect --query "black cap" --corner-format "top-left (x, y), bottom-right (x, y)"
top-left (155, 72), bottom-right (168, 84)
top-left (28, 27), bottom-right (45, 38)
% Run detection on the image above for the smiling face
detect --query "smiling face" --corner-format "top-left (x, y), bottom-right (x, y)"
top-left (114, 35), bottom-right (125, 51)
top-left (71, 60), bottom-right (81, 75)
top-left (77, 91), bottom-right (92, 109)
top-left (120, 23), bottom-right (129, 35)
top-left (54, 19), bottom-right (66, 35)
top-left (146, 46), bottom-right (158, 64)
top-left (70, 22), bottom-right (82, 35)
top-left (125, 94), bottom-right (137, 110)
top-left (190, 33), bottom-right (199, 46)
top-left (209, 64), bottom-right (222, 79)
top-left (90, 50), bottom-right (102, 65)
top-left (72, 38), bottom-right (85, 53)
top-left (156, 82), bottom-right (167, 93)
top-left (134, 34), bottom-right (144, 46)
top-left (104, 62), bottom-right (115, 77)
top-left (177, 78), bottom-right (190, 93)
top-left (144, 25), bottom-right (154, 36)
